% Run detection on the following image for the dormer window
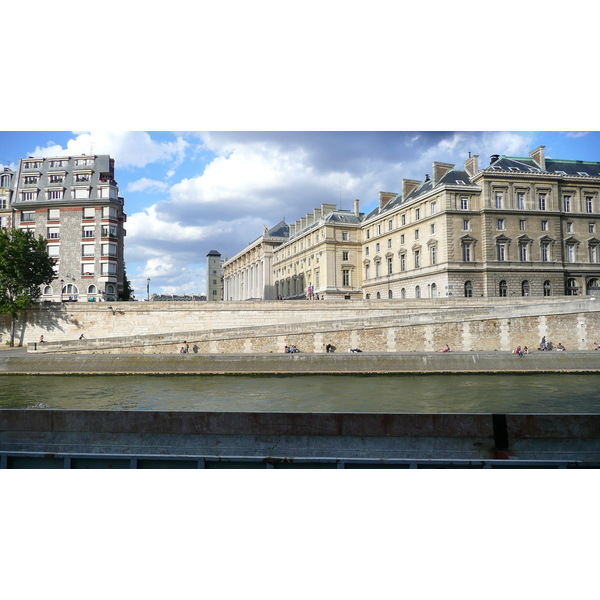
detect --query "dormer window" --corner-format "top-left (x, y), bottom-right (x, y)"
top-left (577, 172), bottom-right (590, 177)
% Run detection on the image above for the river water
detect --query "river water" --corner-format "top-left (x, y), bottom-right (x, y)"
top-left (1, 373), bottom-right (600, 413)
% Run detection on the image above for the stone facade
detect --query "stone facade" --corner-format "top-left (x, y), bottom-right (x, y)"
top-left (8, 154), bottom-right (126, 302)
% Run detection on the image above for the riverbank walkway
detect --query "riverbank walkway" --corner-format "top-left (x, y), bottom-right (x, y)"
top-left (1, 348), bottom-right (599, 375)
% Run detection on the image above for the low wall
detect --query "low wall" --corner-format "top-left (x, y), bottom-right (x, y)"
top-left (1, 351), bottom-right (599, 374)
top-left (1, 410), bottom-right (599, 467)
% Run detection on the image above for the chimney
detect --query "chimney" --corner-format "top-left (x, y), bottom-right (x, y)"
top-left (425, 174), bottom-right (430, 181)
top-left (313, 208), bottom-right (323, 221)
top-left (321, 203), bottom-right (336, 216)
top-left (402, 179), bottom-right (421, 200)
top-left (464, 154), bottom-right (479, 177)
top-left (432, 162), bottom-right (455, 185)
top-left (300, 217), bottom-right (307, 230)
top-left (530, 145), bottom-right (546, 169)
top-left (490, 154), bottom-right (500, 165)
top-left (289, 223), bottom-right (296, 237)
top-left (306, 213), bottom-right (314, 226)
top-left (353, 198), bottom-right (360, 217)
top-left (379, 191), bottom-right (396, 210)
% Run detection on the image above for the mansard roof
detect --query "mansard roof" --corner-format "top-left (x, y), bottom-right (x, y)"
top-left (267, 219), bottom-right (289, 238)
top-left (323, 210), bottom-right (363, 225)
top-left (484, 155), bottom-right (600, 177)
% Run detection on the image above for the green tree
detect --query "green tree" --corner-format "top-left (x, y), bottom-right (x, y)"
top-left (0, 229), bottom-right (56, 346)
top-left (119, 269), bottom-right (134, 301)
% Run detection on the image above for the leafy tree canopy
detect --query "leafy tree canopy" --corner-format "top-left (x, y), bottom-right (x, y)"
top-left (119, 269), bottom-right (134, 301)
top-left (0, 228), bottom-right (56, 317)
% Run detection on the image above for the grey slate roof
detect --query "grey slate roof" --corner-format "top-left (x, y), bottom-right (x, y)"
top-left (267, 219), bottom-right (289, 238)
top-left (487, 155), bottom-right (600, 176)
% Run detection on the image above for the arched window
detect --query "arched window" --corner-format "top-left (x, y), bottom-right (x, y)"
top-left (106, 284), bottom-right (115, 295)
top-left (431, 283), bottom-right (437, 298)
top-left (376, 291), bottom-right (381, 299)
top-left (566, 278), bottom-right (578, 295)
top-left (522, 280), bottom-right (530, 296)
top-left (499, 280), bottom-right (507, 297)
top-left (543, 280), bottom-right (552, 296)
top-left (88, 284), bottom-right (97, 294)
top-left (43, 286), bottom-right (52, 295)
top-left (587, 278), bottom-right (600, 295)
top-left (365, 293), bottom-right (371, 299)
top-left (401, 288), bottom-right (406, 299)
top-left (388, 289), bottom-right (393, 299)
top-left (62, 284), bottom-right (79, 295)
top-left (464, 281), bottom-right (473, 297)
top-left (415, 285), bottom-right (421, 299)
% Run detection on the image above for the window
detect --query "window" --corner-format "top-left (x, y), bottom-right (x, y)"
top-left (430, 223), bottom-right (435, 235)
top-left (106, 285), bottom-right (115, 295)
top-left (88, 285), bottom-right (97, 294)
top-left (387, 257), bottom-right (393, 274)
top-left (541, 220), bottom-right (548, 231)
top-left (388, 219), bottom-right (393, 231)
top-left (415, 285), bottom-right (421, 299)
top-left (566, 278), bottom-right (578, 295)
top-left (522, 281), bottom-right (530, 297)
top-left (400, 253), bottom-right (406, 271)
top-left (563, 196), bottom-right (571, 212)
top-left (541, 243), bottom-right (550, 262)
top-left (499, 280), bottom-right (507, 297)
top-left (462, 242), bottom-right (472, 262)
top-left (400, 234), bottom-right (405, 244)
top-left (519, 242), bottom-right (528, 261)
top-left (366, 230), bottom-right (371, 239)
top-left (589, 223), bottom-right (596, 234)
top-left (497, 219), bottom-right (505, 230)
top-left (82, 225), bottom-right (95, 238)
top-left (539, 193), bottom-right (547, 210)
top-left (566, 243), bottom-right (576, 263)
top-left (102, 225), bottom-right (117, 238)
top-left (543, 281), bottom-right (552, 296)
top-left (342, 231), bottom-right (349, 241)
top-left (464, 281), bottom-right (473, 297)
top-left (415, 208), bottom-right (421, 220)
top-left (48, 209), bottom-right (60, 221)
top-left (101, 243), bottom-right (117, 257)
top-left (47, 227), bottom-right (60, 239)
top-left (365, 247), bottom-right (369, 256)
top-left (414, 250), bottom-right (420, 268)
top-left (103, 206), bottom-right (118, 219)
top-left (462, 219), bottom-right (470, 231)
top-left (49, 175), bottom-right (63, 184)
top-left (342, 269), bottom-right (350, 286)
top-left (566, 222), bottom-right (573, 233)
top-left (0, 196), bottom-right (6, 210)
top-left (375, 261), bottom-right (381, 277)
top-left (589, 244), bottom-right (598, 263)
top-left (519, 219), bottom-right (526, 231)
top-left (497, 243), bottom-right (507, 261)
top-left (401, 214), bottom-right (406, 226)
top-left (49, 160), bottom-right (66, 168)
top-left (21, 211), bottom-right (34, 222)
top-left (74, 173), bottom-right (90, 183)
top-left (82, 244), bottom-right (94, 257)
top-left (365, 264), bottom-right (370, 279)
top-left (342, 251), bottom-right (349, 261)
top-left (376, 243), bottom-right (380, 252)
top-left (21, 191), bottom-right (36, 201)
top-left (83, 207), bottom-right (95, 220)
top-left (75, 158), bottom-right (94, 166)
top-left (47, 245), bottom-right (59, 257)
top-left (414, 229), bottom-right (419, 240)
top-left (101, 263), bottom-right (117, 275)
top-left (47, 189), bottom-right (63, 200)
top-left (24, 161), bottom-right (41, 169)
top-left (388, 289), bottom-right (393, 299)
top-left (387, 238), bottom-right (392, 249)
top-left (24, 175), bottom-right (37, 184)
top-left (586, 196), bottom-right (593, 213)
top-left (461, 197), bottom-right (468, 210)
top-left (401, 288), bottom-right (406, 299)
top-left (82, 263), bottom-right (95, 276)
top-left (495, 192), bottom-right (503, 209)
top-left (376, 224), bottom-right (381, 235)
top-left (430, 201), bottom-right (437, 214)
top-left (430, 245), bottom-right (437, 265)
top-left (74, 188), bottom-right (89, 199)
top-left (517, 192), bottom-right (525, 210)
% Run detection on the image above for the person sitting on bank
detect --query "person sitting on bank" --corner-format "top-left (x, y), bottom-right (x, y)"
top-left (594, 342), bottom-right (600, 351)
top-left (556, 343), bottom-right (566, 351)
top-left (284, 345), bottom-right (290, 353)
top-left (523, 346), bottom-right (531, 354)
top-left (324, 343), bottom-right (333, 353)
top-left (513, 346), bottom-right (524, 357)
top-left (437, 344), bottom-right (450, 353)
top-left (348, 348), bottom-right (363, 353)
top-left (39, 335), bottom-right (46, 343)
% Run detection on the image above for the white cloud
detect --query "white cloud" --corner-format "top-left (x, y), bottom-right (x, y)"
top-left (566, 132), bottom-right (589, 138)
top-left (30, 131), bottom-right (189, 169)
top-left (127, 178), bottom-right (169, 193)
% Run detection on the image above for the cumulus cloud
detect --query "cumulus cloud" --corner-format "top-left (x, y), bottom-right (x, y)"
top-left (30, 131), bottom-right (189, 169)
top-left (127, 178), bottom-right (169, 193)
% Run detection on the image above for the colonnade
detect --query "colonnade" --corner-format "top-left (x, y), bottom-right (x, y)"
top-left (224, 260), bottom-right (268, 301)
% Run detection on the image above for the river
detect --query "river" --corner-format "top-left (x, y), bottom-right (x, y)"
top-left (1, 373), bottom-right (600, 413)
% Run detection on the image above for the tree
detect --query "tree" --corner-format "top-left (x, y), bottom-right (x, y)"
top-left (0, 229), bottom-right (56, 346)
top-left (119, 269), bottom-right (134, 301)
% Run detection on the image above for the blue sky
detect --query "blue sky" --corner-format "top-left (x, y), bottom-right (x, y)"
top-left (1, 130), bottom-right (600, 297)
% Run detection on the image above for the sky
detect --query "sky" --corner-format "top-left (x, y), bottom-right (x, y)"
top-left (1, 130), bottom-right (600, 298)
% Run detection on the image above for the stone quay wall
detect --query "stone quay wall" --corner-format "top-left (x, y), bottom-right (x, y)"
top-left (2, 297), bottom-right (600, 354)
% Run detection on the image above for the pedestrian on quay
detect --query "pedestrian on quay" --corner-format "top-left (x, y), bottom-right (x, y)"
top-left (540, 336), bottom-right (548, 351)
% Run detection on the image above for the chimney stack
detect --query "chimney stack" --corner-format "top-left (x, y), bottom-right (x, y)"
top-left (379, 191), bottom-right (396, 211)
top-left (353, 198), bottom-right (360, 216)
top-left (529, 145), bottom-right (546, 169)
top-left (464, 154), bottom-right (479, 177)
top-left (432, 162), bottom-right (455, 185)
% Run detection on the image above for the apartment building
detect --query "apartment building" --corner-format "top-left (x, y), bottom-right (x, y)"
top-left (0, 167), bottom-right (15, 230)
top-left (11, 154), bottom-right (126, 302)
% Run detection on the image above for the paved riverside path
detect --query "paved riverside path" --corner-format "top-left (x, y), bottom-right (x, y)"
top-left (1, 350), bottom-right (600, 374)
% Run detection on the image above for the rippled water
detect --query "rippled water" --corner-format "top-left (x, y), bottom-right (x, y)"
top-left (1, 373), bottom-right (600, 413)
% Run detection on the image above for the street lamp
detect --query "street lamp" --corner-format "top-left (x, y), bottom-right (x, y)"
top-left (147, 278), bottom-right (151, 301)
top-left (60, 279), bottom-right (64, 302)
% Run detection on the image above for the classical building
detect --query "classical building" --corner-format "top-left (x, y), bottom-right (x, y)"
top-left (10, 154), bottom-right (126, 302)
top-left (363, 146), bottom-right (600, 299)
top-left (222, 145), bottom-right (600, 300)
top-left (206, 250), bottom-right (224, 301)
top-left (222, 220), bottom-right (289, 301)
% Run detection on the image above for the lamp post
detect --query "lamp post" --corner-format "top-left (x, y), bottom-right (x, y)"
top-left (147, 278), bottom-right (151, 301)
top-left (60, 279), bottom-right (64, 302)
